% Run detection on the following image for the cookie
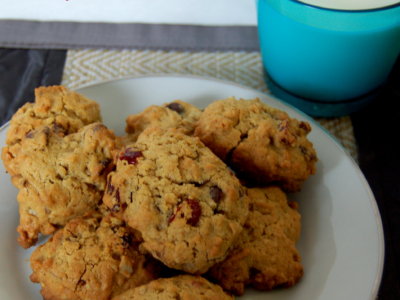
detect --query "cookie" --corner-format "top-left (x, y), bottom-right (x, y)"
top-left (103, 128), bottom-right (249, 274)
top-left (2, 122), bottom-right (118, 248)
top-left (30, 214), bottom-right (159, 300)
top-left (194, 97), bottom-right (317, 191)
top-left (5, 85), bottom-right (101, 146)
top-left (208, 186), bottom-right (303, 295)
top-left (125, 100), bottom-right (201, 142)
top-left (112, 275), bottom-right (233, 300)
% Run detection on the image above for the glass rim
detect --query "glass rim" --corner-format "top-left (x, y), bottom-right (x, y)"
top-left (292, 0), bottom-right (400, 13)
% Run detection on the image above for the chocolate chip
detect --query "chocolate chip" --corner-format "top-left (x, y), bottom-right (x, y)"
top-left (240, 133), bottom-right (248, 140)
top-left (99, 158), bottom-right (113, 176)
top-left (249, 267), bottom-right (261, 278)
top-left (121, 233), bottom-right (132, 246)
top-left (214, 209), bottom-right (225, 215)
top-left (119, 148), bottom-right (143, 165)
top-left (210, 186), bottom-right (224, 203)
top-left (166, 102), bottom-right (184, 114)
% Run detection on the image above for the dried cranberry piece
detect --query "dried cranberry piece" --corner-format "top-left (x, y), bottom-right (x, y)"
top-left (168, 199), bottom-right (202, 226)
top-left (168, 206), bottom-right (181, 224)
top-left (107, 181), bottom-right (115, 195)
top-left (210, 186), bottom-right (223, 203)
top-left (115, 189), bottom-right (121, 202)
top-left (299, 121), bottom-right (310, 132)
top-left (166, 102), bottom-right (184, 114)
top-left (119, 148), bottom-right (143, 165)
top-left (186, 199), bottom-right (201, 226)
top-left (99, 158), bottom-right (113, 175)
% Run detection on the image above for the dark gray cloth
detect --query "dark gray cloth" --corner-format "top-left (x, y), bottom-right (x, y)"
top-left (0, 20), bottom-right (259, 51)
top-left (351, 56), bottom-right (400, 299)
top-left (0, 49), bottom-right (66, 125)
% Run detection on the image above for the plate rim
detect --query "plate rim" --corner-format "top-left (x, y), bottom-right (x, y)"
top-left (0, 73), bottom-right (385, 299)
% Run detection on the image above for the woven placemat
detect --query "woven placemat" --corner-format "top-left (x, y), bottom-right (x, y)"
top-left (62, 48), bottom-right (358, 160)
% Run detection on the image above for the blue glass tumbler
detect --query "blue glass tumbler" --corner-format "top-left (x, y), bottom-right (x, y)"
top-left (257, 0), bottom-right (400, 116)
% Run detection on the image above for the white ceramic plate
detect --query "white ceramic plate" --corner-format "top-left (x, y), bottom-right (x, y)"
top-left (0, 75), bottom-right (384, 300)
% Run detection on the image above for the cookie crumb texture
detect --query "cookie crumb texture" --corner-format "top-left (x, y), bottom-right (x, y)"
top-left (112, 275), bottom-right (233, 300)
top-left (5, 86), bottom-right (101, 146)
top-left (0, 87), bottom-right (313, 298)
top-left (194, 98), bottom-right (317, 191)
top-left (104, 128), bottom-right (249, 274)
top-left (2, 122), bottom-right (118, 248)
top-left (30, 214), bottom-right (159, 300)
top-left (209, 186), bottom-right (303, 295)
top-left (125, 100), bottom-right (202, 142)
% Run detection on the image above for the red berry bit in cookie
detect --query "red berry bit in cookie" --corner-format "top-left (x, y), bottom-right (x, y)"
top-left (107, 181), bottom-right (115, 195)
top-left (186, 199), bottom-right (202, 226)
top-left (168, 199), bottom-right (202, 226)
top-left (119, 148), bottom-right (143, 165)
top-left (167, 206), bottom-right (181, 224)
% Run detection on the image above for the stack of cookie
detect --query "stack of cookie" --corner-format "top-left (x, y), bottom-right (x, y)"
top-left (1, 86), bottom-right (317, 300)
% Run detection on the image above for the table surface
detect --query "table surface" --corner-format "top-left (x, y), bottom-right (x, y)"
top-left (1, 1), bottom-right (399, 299)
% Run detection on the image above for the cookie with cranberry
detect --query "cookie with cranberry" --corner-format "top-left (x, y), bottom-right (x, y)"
top-left (30, 214), bottom-right (159, 300)
top-left (2, 123), bottom-right (118, 248)
top-left (103, 128), bottom-right (249, 274)
top-left (5, 85), bottom-right (100, 146)
top-left (194, 98), bottom-right (317, 191)
top-left (125, 100), bottom-right (201, 142)
top-left (208, 186), bottom-right (303, 295)
top-left (112, 275), bottom-right (233, 300)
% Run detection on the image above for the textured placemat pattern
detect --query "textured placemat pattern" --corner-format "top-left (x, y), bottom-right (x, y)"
top-left (62, 48), bottom-right (358, 160)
